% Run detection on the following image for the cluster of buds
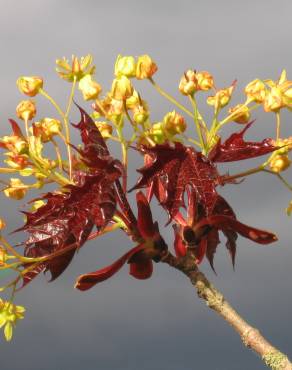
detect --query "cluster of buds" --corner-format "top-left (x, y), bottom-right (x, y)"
top-left (17, 76), bottom-right (43, 97)
top-left (269, 153), bottom-right (291, 173)
top-left (179, 70), bottom-right (214, 95)
top-left (0, 298), bottom-right (25, 341)
top-left (93, 94), bottom-right (124, 124)
top-left (228, 103), bottom-right (251, 124)
top-left (4, 178), bottom-right (27, 200)
top-left (16, 100), bottom-right (36, 121)
top-left (126, 90), bottom-right (149, 125)
top-left (32, 118), bottom-right (62, 142)
top-left (56, 54), bottom-right (95, 82)
top-left (207, 82), bottom-right (236, 113)
top-left (244, 71), bottom-right (292, 112)
top-left (139, 111), bottom-right (186, 145)
top-left (115, 54), bottom-right (158, 80)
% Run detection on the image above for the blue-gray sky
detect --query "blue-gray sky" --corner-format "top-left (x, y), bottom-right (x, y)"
top-left (1, 1), bottom-right (292, 369)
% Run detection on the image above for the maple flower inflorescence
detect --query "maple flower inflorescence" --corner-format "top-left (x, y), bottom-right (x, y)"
top-left (0, 53), bottom-right (291, 344)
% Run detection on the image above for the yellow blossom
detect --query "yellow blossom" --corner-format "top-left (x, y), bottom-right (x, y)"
top-left (1, 135), bottom-right (28, 154)
top-left (163, 111), bottom-right (186, 136)
top-left (136, 55), bottom-right (158, 80)
top-left (228, 104), bottom-right (250, 124)
top-left (95, 122), bottom-right (113, 139)
top-left (78, 74), bottom-right (102, 101)
top-left (111, 76), bottom-right (134, 100)
top-left (269, 154), bottom-right (290, 173)
top-left (16, 100), bottom-right (36, 121)
top-left (263, 70), bottom-right (292, 112)
top-left (56, 54), bottom-right (95, 82)
top-left (196, 71), bottom-right (214, 91)
top-left (32, 118), bottom-right (62, 142)
top-left (179, 70), bottom-right (198, 96)
top-left (0, 299), bottom-right (25, 341)
top-left (4, 178), bottom-right (27, 200)
top-left (115, 55), bottom-right (136, 78)
top-left (207, 83), bottom-right (235, 112)
top-left (4, 153), bottom-right (29, 170)
top-left (16, 76), bottom-right (43, 97)
top-left (133, 103), bottom-right (149, 125)
top-left (244, 79), bottom-right (267, 103)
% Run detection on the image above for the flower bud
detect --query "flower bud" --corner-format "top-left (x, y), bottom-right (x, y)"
top-left (150, 122), bottom-right (165, 144)
top-left (78, 74), bottom-right (102, 101)
top-left (269, 154), bottom-right (290, 173)
top-left (0, 218), bottom-right (6, 231)
top-left (263, 87), bottom-right (283, 112)
top-left (16, 76), bottom-right (43, 97)
top-left (114, 55), bottom-right (136, 78)
top-left (1, 136), bottom-right (28, 154)
top-left (228, 104), bottom-right (250, 124)
top-left (179, 70), bottom-right (198, 95)
top-left (111, 76), bottom-right (134, 100)
top-left (16, 100), bottom-right (36, 121)
top-left (196, 71), bottom-right (214, 91)
top-left (244, 79), bottom-right (266, 103)
top-left (136, 55), bottom-right (158, 80)
top-left (133, 104), bottom-right (149, 125)
top-left (95, 121), bottom-right (113, 139)
top-left (207, 84), bottom-right (235, 111)
top-left (33, 118), bottom-right (62, 142)
top-left (163, 111), bottom-right (186, 136)
top-left (4, 178), bottom-right (27, 200)
top-left (4, 154), bottom-right (29, 170)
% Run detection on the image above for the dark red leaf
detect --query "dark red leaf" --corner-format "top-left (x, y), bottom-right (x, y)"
top-left (208, 121), bottom-right (277, 163)
top-left (131, 143), bottom-right (219, 218)
top-left (75, 244), bottom-right (145, 291)
top-left (129, 259), bottom-right (153, 280)
top-left (136, 191), bottom-right (156, 239)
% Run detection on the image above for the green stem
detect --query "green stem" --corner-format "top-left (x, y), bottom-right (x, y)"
top-left (148, 77), bottom-right (193, 118)
top-left (276, 111), bottom-right (281, 141)
top-left (189, 95), bottom-right (206, 152)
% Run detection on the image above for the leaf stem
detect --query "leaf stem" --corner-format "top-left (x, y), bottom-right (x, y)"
top-left (148, 77), bottom-right (193, 118)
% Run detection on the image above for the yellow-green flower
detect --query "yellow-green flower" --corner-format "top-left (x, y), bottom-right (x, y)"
top-left (78, 74), bottom-right (102, 101)
top-left (56, 54), bottom-right (95, 82)
top-left (16, 76), bottom-right (43, 97)
top-left (4, 178), bottom-right (27, 200)
top-left (114, 55), bottom-right (136, 78)
top-left (0, 299), bottom-right (25, 341)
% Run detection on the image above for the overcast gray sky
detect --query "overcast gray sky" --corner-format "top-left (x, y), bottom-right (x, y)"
top-left (1, 1), bottom-right (292, 369)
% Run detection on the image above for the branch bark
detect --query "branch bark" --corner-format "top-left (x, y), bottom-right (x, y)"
top-left (161, 250), bottom-right (292, 370)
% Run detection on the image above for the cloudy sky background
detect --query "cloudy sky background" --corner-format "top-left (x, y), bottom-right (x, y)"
top-left (1, 1), bottom-right (292, 369)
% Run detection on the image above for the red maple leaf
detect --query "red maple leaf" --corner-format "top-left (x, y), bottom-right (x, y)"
top-left (130, 142), bottom-right (219, 218)
top-left (208, 121), bottom-right (277, 163)
top-left (173, 191), bottom-right (277, 270)
top-left (16, 105), bottom-right (123, 287)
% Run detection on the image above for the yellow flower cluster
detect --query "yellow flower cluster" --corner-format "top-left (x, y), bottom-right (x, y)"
top-left (245, 70), bottom-right (292, 112)
top-left (0, 299), bottom-right (25, 341)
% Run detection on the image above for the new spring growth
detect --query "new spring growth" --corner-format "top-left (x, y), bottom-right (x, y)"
top-left (111, 76), bottom-right (134, 100)
top-left (207, 82), bottom-right (235, 113)
top-left (16, 100), bottom-right (36, 122)
top-left (94, 122), bottom-right (113, 139)
top-left (56, 54), bottom-right (95, 82)
top-left (17, 76), bottom-right (43, 97)
top-left (228, 104), bottom-right (250, 124)
top-left (78, 74), bottom-right (102, 101)
top-left (32, 118), bottom-right (62, 142)
top-left (0, 218), bottom-right (6, 231)
top-left (263, 70), bottom-right (292, 112)
top-left (269, 154), bottom-right (291, 173)
top-left (245, 79), bottom-right (267, 103)
top-left (115, 55), bottom-right (136, 78)
top-left (0, 299), bottom-right (25, 341)
top-left (179, 70), bottom-right (214, 95)
top-left (4, 178), bottom-right (27, 200)
top-left (136, 55), bottom-right (158, 80)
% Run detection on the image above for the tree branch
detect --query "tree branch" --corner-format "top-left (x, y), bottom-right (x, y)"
top-left (161, 250), bottom-right (292, 370)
